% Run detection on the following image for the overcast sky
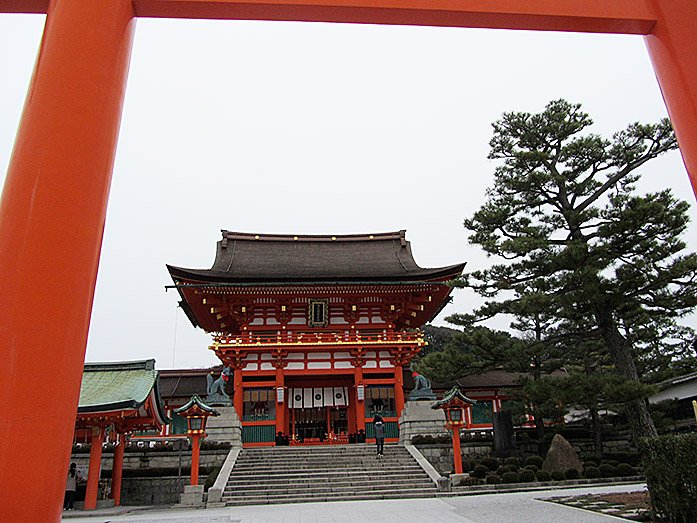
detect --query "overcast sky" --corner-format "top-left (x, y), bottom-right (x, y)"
top-left (1, 14), bottom-right (696, 370)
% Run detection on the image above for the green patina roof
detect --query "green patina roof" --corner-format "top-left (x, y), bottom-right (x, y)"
top-left (431, 386), bottom-right (476, 410)
top-left (174, 395), bottom-right (220, 416)
top-left (78, 359), bottom-right (158, 412)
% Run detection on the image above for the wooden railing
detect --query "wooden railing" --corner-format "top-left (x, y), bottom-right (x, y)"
top-left (212, 329), bottom-right (424, 348)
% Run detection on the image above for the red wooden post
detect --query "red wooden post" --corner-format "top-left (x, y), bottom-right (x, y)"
top-left (451, 427), bottom-right (463, 474)
top-left (354, 367), bottom-right (365, 433)
top-left (394, 366), bottom-right (405, 417)
top-left (233, 369), bottom-right (244, 419)
top-left (190, 433), bottom-right (201, 486)
top-left (84, 428), bottom-right (105, 510)
top-left (275, 366), bottom-right (285, 436)
top-left (645, 0), bottom-right (697, 198)
top-left (111, 433), bottom-right (126, 506)
top-left (0, 0), bottom-right (135, 520)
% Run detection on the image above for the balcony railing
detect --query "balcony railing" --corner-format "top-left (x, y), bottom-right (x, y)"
top-left (211, 329), bottom-right (424, 349)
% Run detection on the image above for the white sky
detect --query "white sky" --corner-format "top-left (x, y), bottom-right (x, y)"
top-left (1, 14), bottom-right (696, 370)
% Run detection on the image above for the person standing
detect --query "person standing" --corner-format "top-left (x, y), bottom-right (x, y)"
top-left (64, 463), bottom-right (81, 510)
top-left (373, 415), bottom-right (385, 458)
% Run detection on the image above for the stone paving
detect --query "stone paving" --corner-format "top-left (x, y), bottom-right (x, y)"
top-left (64, 483), bottom-right (646, 522)
top-left (543, 491), bottom-right (650, 521)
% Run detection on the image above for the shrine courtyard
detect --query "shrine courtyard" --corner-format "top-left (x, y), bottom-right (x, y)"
top-left (63, 483), bottom-right (645, 522)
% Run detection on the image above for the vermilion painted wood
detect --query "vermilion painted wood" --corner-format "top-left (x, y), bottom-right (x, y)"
top-left (2, 0), bottom-right (697, 521)
top-left (644, 0), bottom-right (697, 197)
top-left (0, 0), bottom-right (657, 33)
top-left (84, 429), bottom-right (105, 511)
top-left (0, 1), bottom-right (135, 522)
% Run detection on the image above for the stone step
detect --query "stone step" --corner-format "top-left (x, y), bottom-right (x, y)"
top-left (225, 476), bottom-right (433, 491)
top-left (230, 466), bottom-right (422, 478)
top-left (222, 490), bottom-right (440, 506)
top-left (222, 445), bottom-right (436, 506)
top-left (224, 481), bottom-right (436, 496)
top-left (227, 472), bottom-right (429, 482)
top-left (231, 463), bottom-right (419, 472)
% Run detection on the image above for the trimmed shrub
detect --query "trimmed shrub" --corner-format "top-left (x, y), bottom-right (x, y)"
top-left (583, 466), bottom-right (600, 479)
top-left (519, 468), bottom-right (536, 483)
top-left (640, 433), bottom-right (697, 523)
top-left (550, 471), bottom-right (566, 481)
top-left (481, 457), bottom-right (499, 471)
top-left (536, 470), bottom-right (551, 482)
top-left (462, 459), bottom-right (475, 473)
top-left (525, 456), bottom-right (544, 468)
top-left (485, 474), bottom-right (502, 485)
top-left (599, 464), bottom-right (617, 478)
top-left (471, 465), bottom-right (488, 479)
top-left (564, 468), bottom-right (580, 480)
top-left (603, 452), bottom-right (641, 467)
top-left (501, 472), bottom-right (519, 484)
top-left (604, 459), bottom-right (620, 468)
top-left (458, 476), bottom-right (483, 487)
top-left (504, 457), bottom-right (520, 468)
top-left (615, 463), bottom-right (636, 477)
top-left (524, 464), bottom-right (539, 473)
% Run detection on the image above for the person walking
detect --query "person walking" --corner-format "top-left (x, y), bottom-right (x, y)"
top-left (64, 463), bottom-right (81, 510)
top-left (373, 415), bottom-right (385, 458)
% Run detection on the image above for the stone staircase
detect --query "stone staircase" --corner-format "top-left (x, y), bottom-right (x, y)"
top-left (221, 444), bottom-right (439, 505)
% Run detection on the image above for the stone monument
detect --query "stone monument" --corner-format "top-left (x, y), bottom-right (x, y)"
top-left (399, 371), bottom-right (446, 444)
top-left (203, 367), bottom-right (242, 446)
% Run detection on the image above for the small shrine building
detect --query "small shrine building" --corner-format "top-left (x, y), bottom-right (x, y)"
top-left (74, 360), bottom-right (169, 508)
top-left (168, 230), bottom-right (464, 446)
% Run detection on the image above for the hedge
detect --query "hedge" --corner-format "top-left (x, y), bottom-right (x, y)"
top-left (640, 433), bottom-right (697, 523)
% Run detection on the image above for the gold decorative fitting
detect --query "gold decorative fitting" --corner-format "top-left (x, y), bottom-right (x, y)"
top-left (202, 298), bottom-right (207, 304)
top-left (369, 235), bottom-right (374, 239)
top-left (281, 305), bottom-right (286, 312)
top-left (293, 236), bottom-right (298, 240)
top-left (390, 305), bottom-right (395, 311)
top-left (254, 235), bottom-right (260, 239)
top-left (351, 305), bottom-right (357, 311)
top-left (216, 314), bottom-right (224, 320)
top-left (241, 306), bottom-right (246, 313)
top-left (331, 236), bottom-right (336, 240)
top-left (411, 312), bottom-right (417, 317)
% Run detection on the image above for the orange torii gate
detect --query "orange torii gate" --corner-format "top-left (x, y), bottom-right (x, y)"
top-left (0, 1), bottom-right (696, 521)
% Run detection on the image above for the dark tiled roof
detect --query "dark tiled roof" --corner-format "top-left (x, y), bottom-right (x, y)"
top-left (159, 368), bottom-right (232, 401)
top-left (168, 230), bottom-right (465, 283)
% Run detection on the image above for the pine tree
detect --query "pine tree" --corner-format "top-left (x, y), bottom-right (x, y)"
top-left (460, 99), bottom-right (697, 442)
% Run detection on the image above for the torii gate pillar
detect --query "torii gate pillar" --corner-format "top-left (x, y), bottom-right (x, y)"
top-left (2, 1), bottom-right (697, 522)
top-left (645, 1), bottom-right (697, 197)
top-left (0, 1), bottom-right (135, 521)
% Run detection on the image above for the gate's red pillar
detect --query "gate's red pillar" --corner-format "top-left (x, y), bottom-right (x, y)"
top-left (233, 367), bottom-right (244, 418)
top-left (354, 366), bottom-right (365, 432)
top-left (84, 428), bottom-right (105, 511)
top-left (111, 433), bottom-right (126, 507)
top-left (275, 366), bottom-right (285, 436)
top-left (394, 366), bottom-right (405, 418)
top-left (0, 0), bottom-right (135, 520)
top-left (645, 0), bottom-right (697, 198)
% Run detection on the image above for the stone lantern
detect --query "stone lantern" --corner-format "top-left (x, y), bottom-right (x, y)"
top-left (431, 387), bottom-right (475, 475)
top-left (174, 396), bottom-right (220, 488)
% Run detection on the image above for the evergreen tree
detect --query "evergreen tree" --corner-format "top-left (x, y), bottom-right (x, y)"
top-left (460, 100), bottom-right (697, 442)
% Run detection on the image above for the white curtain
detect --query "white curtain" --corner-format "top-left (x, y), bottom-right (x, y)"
top-left (288, 387), bottom-right (349, 408)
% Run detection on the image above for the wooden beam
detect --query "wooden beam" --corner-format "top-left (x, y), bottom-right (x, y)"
top-left (1, 0), bottom-right (657, 35)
